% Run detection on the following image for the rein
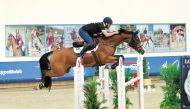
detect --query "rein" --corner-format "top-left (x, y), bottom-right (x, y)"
top-left (97, 34), bottom-right (123, 49)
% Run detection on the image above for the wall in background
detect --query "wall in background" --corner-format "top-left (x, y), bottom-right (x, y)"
top-left (0, 0), bottom-right (190, 62)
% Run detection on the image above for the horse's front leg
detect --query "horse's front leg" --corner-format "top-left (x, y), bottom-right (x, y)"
top-left (111, 55), bottom-right (124, 69)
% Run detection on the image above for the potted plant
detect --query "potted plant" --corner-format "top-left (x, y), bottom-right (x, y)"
top-left (143, 57), bottom-right (149, 79)
top-left (83, 79), bottom-right (107, 109)
top-left (93, 66), bottom-right (100, 80)
top-left (160, 64), bottom-right (180, 109)
top-left (143, 57), bottom-right (152, 88)
top-left (109, 69), bottom-right (133, 109)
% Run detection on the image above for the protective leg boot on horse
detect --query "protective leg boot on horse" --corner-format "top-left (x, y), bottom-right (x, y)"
top-left (111, 55), bottom-right (125, 69)
top-left (77, 44), bottom-right (95, 57)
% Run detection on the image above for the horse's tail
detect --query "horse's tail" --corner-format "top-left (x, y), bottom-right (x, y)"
top-left (44, 76), bottom-right (52, 91)
top-left (39, 76), bottom-right (52, 91)
top-left (38, 51), bottom-right (53, 91)
top-left (39, 74), bottom-right (52, 91)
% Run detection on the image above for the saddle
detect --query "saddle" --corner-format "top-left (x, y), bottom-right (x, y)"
top-left (73, 41), bottom-right (98, 53)
top-left (73, 41), bottom-right (101, 66)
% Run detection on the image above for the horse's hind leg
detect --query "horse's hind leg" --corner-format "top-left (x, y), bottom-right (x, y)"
top-left (43, 69), bottom-right (69, 91)
top-left (38, 70), bottom-right (52, 90)
top-left (45, 67), bottom-right (70, 77)
top-left (45, 70), bottom-right (58, 77)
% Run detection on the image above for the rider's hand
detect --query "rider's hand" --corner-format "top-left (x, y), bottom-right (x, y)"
top-left (114, 31), bottom-right (119, 34)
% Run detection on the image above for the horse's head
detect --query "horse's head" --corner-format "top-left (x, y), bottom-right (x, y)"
top-left (6, 33), bottom-right (15, 50)
top-left (119, 29), bottom-right (145, 55)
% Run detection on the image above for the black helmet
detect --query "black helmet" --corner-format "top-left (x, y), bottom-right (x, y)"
top-left (103, 17), bottom-right (113, 25)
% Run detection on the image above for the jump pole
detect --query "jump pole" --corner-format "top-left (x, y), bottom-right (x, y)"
top-left (74, 57), bottom-right (84, 109)
top-left (138, 55), bottom-right (144, 109)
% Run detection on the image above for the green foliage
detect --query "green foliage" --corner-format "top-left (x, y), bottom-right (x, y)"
top-left (143, 57), bottom-right (149, 79)
top-left (109, 69), bottom-right (133, 107)
top-left (83, 80), bottom-right (107, 109)
top-left (94, 66), bottom-right (99, 76)
top-left (160, 64), bottom-right (180, 109)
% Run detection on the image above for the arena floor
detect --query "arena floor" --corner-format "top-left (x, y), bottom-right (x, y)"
top-left (0, 78), bottom-right (164, 109)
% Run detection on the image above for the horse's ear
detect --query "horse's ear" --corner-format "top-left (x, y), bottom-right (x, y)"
top-left (134, 30), bottom-right (140, 36)
top-left (118, 28), bottom-right (126, 34)
top-left (118, 29), bottom-right (122, 34)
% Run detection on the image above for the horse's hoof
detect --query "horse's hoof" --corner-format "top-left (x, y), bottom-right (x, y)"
top-left (39, 83), bottom-right (44, 89)
top-left (111, 64), bottom-right (117, 69)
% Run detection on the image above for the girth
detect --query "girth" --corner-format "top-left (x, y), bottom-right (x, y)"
top-left (91, 51), bottom-right (102, 66)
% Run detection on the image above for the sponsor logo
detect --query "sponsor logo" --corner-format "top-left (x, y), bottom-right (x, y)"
top-left (0, 69), bottom-right (22, 76)
top-left (184, 59), bottom-right (190, 64)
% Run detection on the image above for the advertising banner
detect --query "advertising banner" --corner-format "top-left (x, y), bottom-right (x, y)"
top-left (0, 61), bottom-right (95, 83)
top-left (0, 56), bottom-right (182, 83)
top-left (181, 56), bottom-right (190, 109)
top-left (5, 24), bottom-right (186, 57)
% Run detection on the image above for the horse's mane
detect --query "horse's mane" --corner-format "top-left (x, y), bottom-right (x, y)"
top-left (118, 28), bottom-right (140, 36)
top-left (118, 28), bottom-right (133, 34)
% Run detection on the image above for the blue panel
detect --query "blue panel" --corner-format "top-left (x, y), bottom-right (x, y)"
top-left (0, 61), bottom-right (40, 82)
top-left (0, 56), bottom-right (182, 83)
top-left (147, 56), bottom-right (181, 75)
top-left (0, 61), bottom-right (95, 83)
top-left (123, 56), bottom-right (181, 76)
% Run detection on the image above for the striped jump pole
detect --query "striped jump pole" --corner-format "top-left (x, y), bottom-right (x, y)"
top-left (74, 57), bottom-right (84, 109)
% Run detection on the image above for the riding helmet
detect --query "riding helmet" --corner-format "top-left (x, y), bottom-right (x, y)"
top-left (103, 17), bottom-right (113, 25)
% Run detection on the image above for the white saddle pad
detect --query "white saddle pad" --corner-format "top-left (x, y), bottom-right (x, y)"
top-left (73, 46), bottom-right (98, 53)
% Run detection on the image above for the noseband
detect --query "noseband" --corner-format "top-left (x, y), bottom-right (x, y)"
top-left (129, 31), bottom-right (143, 50)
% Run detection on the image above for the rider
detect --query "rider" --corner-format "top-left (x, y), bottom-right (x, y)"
top-left (77, 17), bottom-right (118, 57)
top-left (16, 31), bottom-right (24, 50)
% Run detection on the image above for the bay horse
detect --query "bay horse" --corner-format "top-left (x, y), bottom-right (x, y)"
top-left (6, 33), bottom-right (24, 56)
top-left (39, 29), bottom-right (145, 90)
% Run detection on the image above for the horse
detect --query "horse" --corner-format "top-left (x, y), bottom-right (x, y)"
top-left (6, 33), bottom-right (24, 56)
top-left (38, 29), bottom-right (145, 90)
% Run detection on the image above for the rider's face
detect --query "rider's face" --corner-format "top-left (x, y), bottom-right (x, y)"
top-left (105, 23), bottom-right (111, 29)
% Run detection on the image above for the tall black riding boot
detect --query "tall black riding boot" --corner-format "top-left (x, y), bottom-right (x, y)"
top-left (77, 45), bottom-right (92, 57)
